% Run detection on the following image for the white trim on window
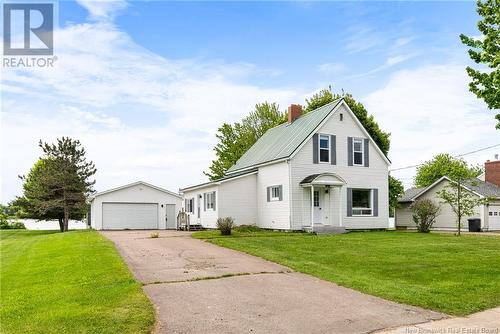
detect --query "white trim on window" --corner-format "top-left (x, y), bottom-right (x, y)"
top-left (186, 198), bottom-right (194, 214)
top-left (205, 191), bottom-right (215, 210)
top-left (270, 186), bottom-right (281, 201)
top-left (318, 134), bottom-right (330, 163)
top-left (352, 138), bottom-right (364, 166)
top-left (351, 189), bottom-right (373, 217)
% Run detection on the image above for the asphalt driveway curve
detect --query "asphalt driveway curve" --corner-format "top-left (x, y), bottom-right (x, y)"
top-left (101, 230), bottom-right (446, 334)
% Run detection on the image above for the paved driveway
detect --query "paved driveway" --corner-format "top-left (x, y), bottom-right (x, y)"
top-left (102, 230), bottom-right (445, 334)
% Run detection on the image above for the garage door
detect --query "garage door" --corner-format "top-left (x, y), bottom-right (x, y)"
top-left (488, 206), bottom-right (500, 231)
top-left (102, 203), bottom-right (158, 230)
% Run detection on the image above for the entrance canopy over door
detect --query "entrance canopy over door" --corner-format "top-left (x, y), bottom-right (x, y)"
top-left (300, 173), bottom-right (346, 232)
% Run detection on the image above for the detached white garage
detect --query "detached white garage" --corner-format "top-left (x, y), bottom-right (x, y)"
top-left (90, 181), bottom-right (182, 230)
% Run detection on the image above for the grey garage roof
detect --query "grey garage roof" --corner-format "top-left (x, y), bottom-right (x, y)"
top-left (226, 99), bottom-right (343, 174)
top-left (398, 177), bottom-right (500, 203)
top-left (91, 181), bottom-right (182, 200)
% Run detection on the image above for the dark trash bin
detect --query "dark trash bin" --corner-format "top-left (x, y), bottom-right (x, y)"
top-left (467, 218), bottom-right (481, 232)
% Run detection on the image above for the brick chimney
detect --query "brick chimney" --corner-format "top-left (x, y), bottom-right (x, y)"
top-left (288, 104), bottom-right (302, 123)
top-left (485, 160), bottom-right (500, 186)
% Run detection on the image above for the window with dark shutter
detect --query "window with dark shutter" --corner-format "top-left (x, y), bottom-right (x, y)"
top-left (319, 134), bottom-right (330, 163)
top-left (353, 138), bottom-right (364, 166)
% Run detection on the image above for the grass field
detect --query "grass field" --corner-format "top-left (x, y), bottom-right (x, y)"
top-left (0, 230), bottom-right (155, 334)
top-left (193, 229), bottom-right (500, 315)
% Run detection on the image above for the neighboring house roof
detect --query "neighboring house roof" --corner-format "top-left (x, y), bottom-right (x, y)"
top-left (398, 176), bottom-right (500, 203)
top-left (91, 181), bottom-right (182, 200)
top-left (399, 187), bottom-right (425, 203)
top-left (462, 178), bottom-right (500, 198)
top-left (227, 99), bottom-right (343, 174)
top-left (180, 169), bottom-right (258, 192)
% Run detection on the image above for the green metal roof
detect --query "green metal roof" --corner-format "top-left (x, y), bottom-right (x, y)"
top-left (227, 99), bottom-right (342, 174)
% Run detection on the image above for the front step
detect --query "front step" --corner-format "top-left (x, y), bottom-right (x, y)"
top-left (303, 225), bottom-right (347, 235)
top-left (178, 224), bottom-right (205, 231)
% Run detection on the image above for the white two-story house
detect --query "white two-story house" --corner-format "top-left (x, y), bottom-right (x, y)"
top-left (180, 98), bottom-right (390, 231)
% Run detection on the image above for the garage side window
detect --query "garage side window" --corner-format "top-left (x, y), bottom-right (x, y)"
top-left (185, 198), bottom-right (194, 213)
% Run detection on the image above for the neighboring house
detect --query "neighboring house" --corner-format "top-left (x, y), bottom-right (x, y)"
top-left (90, 181), bottom-right (182, 230)
top-left (396, 160), bottom-right (500, 231)
top-left (181, 98), bottom-right (390, 231)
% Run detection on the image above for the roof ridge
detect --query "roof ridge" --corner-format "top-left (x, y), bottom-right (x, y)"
top-left (226, 98), bottom-right (343, 174)
top-left (265, 98), bottom-right (343, 132)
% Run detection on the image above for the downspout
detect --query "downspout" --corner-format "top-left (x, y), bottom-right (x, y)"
top-left (311, 185), bottom-right (315, 232)
top-left (288, 160), bottom-right (292, 230)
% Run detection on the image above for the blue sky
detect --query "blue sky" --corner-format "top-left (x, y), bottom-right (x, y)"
top-left (1, 1), bottom-right (498, 202)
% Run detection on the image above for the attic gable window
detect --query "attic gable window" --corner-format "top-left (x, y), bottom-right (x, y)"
top-left (319, 134), bottom-right (330, 163)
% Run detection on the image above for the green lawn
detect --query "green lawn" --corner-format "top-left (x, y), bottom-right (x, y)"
top-left (0, 230), bottom-right (155, 334)
top-left (193, 229), bottom-right (500, 316)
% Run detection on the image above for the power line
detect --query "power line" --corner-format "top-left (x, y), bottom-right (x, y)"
top-left (389, 143), bottom-right (500, 172)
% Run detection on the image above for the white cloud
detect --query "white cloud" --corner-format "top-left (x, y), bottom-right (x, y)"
top-left (317, 63), bottom-right (347, 75)
top-left (75, 0), bottom-right (128, 21)
top-left (363, 63), bottom-right (499, 188)
top-left (0, 9), bottom-right (302, 202)
top-left (348, 53), bottom-right (415, 79)
top-left (395, 36), bottom-right (415, 47)
top-left (344, 27), bottom-right (383, 54)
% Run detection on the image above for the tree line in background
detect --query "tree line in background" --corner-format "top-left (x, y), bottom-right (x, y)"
top-left (9, 138), bottom-right (96, 232)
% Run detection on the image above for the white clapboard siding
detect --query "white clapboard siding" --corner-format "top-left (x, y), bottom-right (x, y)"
top-left (218, 173), bottom-right (257, 226)
top-left (289, 104), bottom-right (389, 230)
top-left (257, 162), bottom-right (291, 229)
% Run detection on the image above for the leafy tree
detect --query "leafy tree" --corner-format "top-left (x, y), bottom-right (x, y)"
top-left (460, 0), bottom-right (500, 128)
top-left (410, 199), bottom-right (440, 233)
top-left (437, 179), bottom-right (490, 236)
top-left (305, 90), bottom-right (391, 156)
top-left (388, 175), bottom-right (404, 217)
top-left (17, 138), bottom-right (96, 232)
top-left (414, 154), bottom-right (483, 188)
top-left (205, 102), bottom-right (286, 180)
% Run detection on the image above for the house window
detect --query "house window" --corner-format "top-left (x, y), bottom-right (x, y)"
top-left (490, 212), bottom-right (493, 216)
top-left (352, 189), bottom-right (372, 216)
top-left (185, 198), bottom-right (194, 213)
top-left (319, 134), bottom-right (330, 163)
top-left (339, 113), bottom-right (343, 121)
top-left (205, 191), bottom-right (215, 210)
top-left (353, 138), bottom-right (364, 166)
top-left (270, 185), bottom-right (281, 201)
top-left (313, 191), bottom-right (319, 207)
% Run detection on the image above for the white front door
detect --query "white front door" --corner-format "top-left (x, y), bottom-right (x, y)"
top-left (313, 190), bottom-right (323, 224)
